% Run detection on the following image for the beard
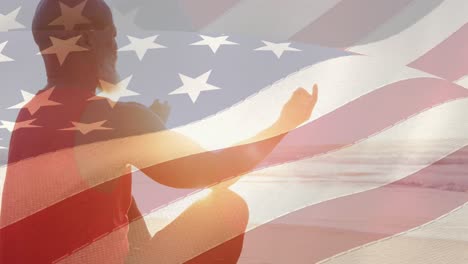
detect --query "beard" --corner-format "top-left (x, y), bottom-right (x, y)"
top-left (97, 56), bottom-right (120, 93)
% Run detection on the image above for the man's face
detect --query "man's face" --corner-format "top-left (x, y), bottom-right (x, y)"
top-left (91, 23), bottom-right (119, 87)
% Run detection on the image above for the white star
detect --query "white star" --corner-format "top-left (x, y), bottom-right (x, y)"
top-left (112, 8), bottom-right (142, 34)
top-left (8, 88), bottom-right (62, 115)
top-left (0, 121), bottom-right (15, 132)
top-left (48, 0), bottom-right (91, 30)
top-left (190, 35), bottom-right (238, 54)
top-left (60, 120), bottom-right (112, 135)
top-left (38, 35), bottom-right (88, 65)
top-left (119, 35), bottom-right (166, 61)
top-left (0, 7), bottom-right (25, 32)
top-left (255, 41), bottom-right (301, 58)
top-left (169, 70), bottom-right (221, 103)
top-left (0, 41), bottom-right (13, 63)
top-left (90, 76), bottom-right (139, 107)
top-left (0, 119), bottom-right (40, 132)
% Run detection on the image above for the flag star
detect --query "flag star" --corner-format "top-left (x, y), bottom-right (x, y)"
top-left (0, 119), bottom-right (40, 132)
top-left (119, 35), bottom-right (166, 61)
top-left (169, 70), bottom-right (221, 103)
top-left (190, 35), bottom-right (238, 54)
top-left (0, 121), bottom-right (14, 132)
top-left (48, 0), bottom-right (91, 30)
top-left (60, 120), bottom-right (112, 135)
top-left (8, 88), bottom-right (62, 115)
top-left (90, 76), bottom-right (139, 107)
top-left (111, 8), bottom-right (142, 34)
top-left (255, 41), bottom-right (301, 58)
top-left (0, 41), bottom-right (14, 63)
top-left (38, 35), bottom-right (88, 65)
top-left (0, 6), bottom-right (25, 32)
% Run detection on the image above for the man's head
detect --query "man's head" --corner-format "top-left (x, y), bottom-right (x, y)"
top-left (32, 0), bottom-right (118, 89)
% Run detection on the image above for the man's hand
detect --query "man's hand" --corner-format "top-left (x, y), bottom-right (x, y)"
top-left (214, 85), bottom-right (318, 190)
top-left (277, 84), bottom-right (318, 133)
top-left (149, 99), bottom-right (171, 125)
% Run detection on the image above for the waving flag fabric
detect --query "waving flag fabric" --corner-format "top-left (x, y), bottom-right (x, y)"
top-left (0, 0), bottom-right (467, 263)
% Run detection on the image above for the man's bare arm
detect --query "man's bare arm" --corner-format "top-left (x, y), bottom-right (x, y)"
top-left (135, 86), bottom-right (318, 189)
top-left (0, 86), bottom-right (317, 227)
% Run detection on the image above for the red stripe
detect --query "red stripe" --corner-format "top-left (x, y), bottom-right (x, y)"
top-left (2, 78), bottom-right (465, 227)
top-left (264, 78), bottom-right (468, 166)
top-left (130, 78), bottom-right (468, 217)
top-left (238, 145), bottom-right (468, 263)
top-left (291, 0), bottom-right (413, 48)
top-left (179, 0), bottom-right (240, 29)
top-left (55, 78), bottom-right (468, 262)
top-left (186, 79), bottom-right (468, 262)
top-left (408, 24), bottom-right (468, 81)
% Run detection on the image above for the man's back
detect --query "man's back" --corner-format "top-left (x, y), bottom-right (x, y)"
top-left (0, 87), bottom-right (164, 263)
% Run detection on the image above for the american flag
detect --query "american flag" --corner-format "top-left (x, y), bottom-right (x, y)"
top-left (1, 0), bottom-right (468, 263)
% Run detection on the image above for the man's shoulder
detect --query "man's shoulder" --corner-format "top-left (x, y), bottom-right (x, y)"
top-left (112, 102), bottom-right (166, 135)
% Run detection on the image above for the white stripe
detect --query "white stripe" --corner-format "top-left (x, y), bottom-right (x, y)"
top-left (61, 98), bottom-right (468, 263)
top-left (201, 0), bottom-right (342, 40)
top-left (0, 56), bottom-right (432, 227)
top-left (348, 0), bottom-right (468, 65)
top-left (175, 55), bottom-right (434, 150)
top-left (55, 55), bottom-right (466, 262)
top-left (321, 202), bottom-right (468, 264)
top-left (224, 97), bottom-right (468, 230)
top-left (140, 98), bottom-right (468, 258)
top-left (54, 76), bottom-right (468, 264)
top-left (0, 166), bottom-right (6, 213)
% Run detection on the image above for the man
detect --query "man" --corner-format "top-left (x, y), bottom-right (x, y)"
top-left (0, 0), bottom-right (318, 263)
